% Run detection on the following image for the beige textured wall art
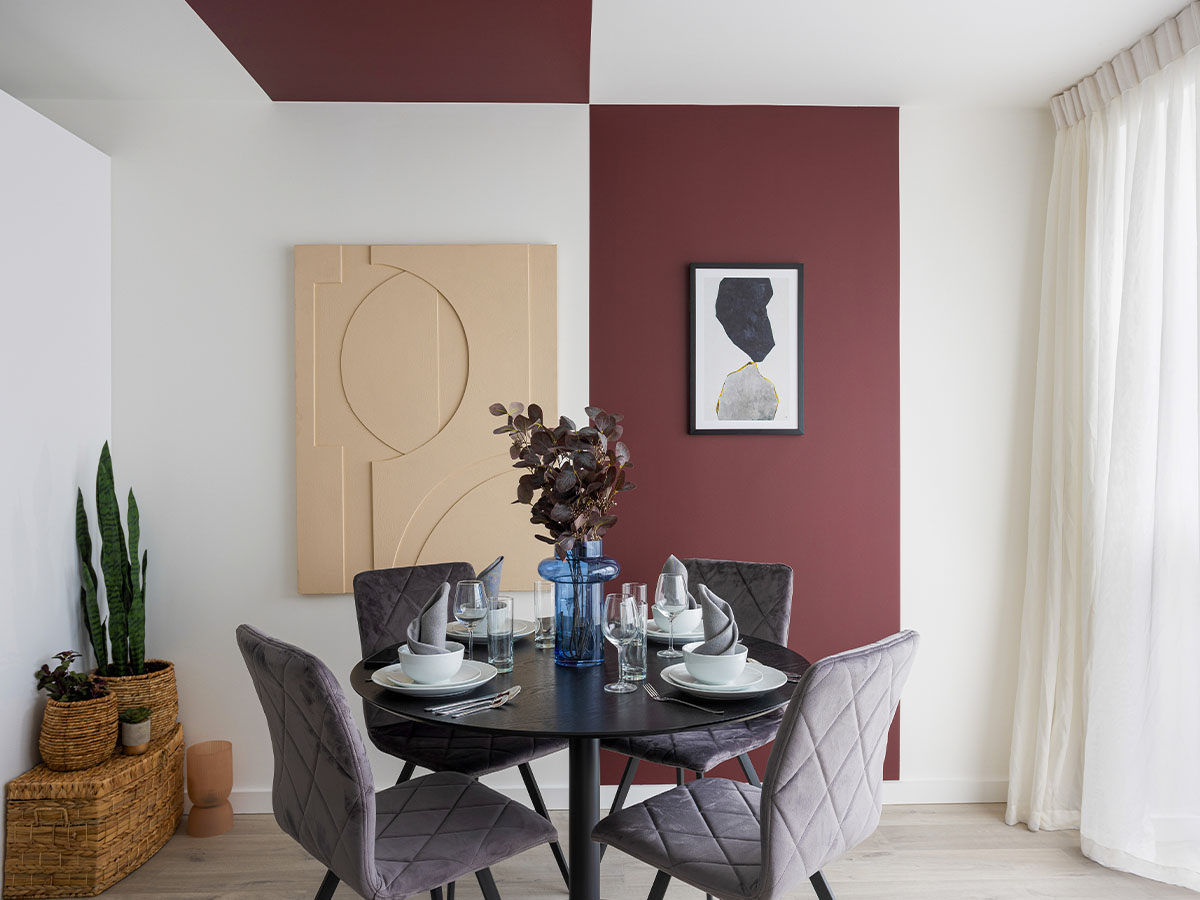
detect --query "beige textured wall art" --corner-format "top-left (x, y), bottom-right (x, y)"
top-left (295, 244), bottom-right (557, 594)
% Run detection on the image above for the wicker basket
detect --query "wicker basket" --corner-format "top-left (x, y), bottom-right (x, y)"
top-left (38, 695), bottom-right (118, 773)
top-left (4, 723), bottom-right (184, 898)
top-left (100, 660), bottom-right (178, 742)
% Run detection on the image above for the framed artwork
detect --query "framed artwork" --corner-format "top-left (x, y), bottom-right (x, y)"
top-left (689, 263), bottom-right (804, 435)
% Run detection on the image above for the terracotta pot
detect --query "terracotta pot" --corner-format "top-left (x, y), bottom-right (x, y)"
top-left (99, 660), bottom-right (178, 742)
top-left (39, 693), bottom-right (118, 771)
top-left (120, 718), bottom-right (152, 755)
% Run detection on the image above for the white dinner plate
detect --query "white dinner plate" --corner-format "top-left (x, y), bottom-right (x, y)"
top-left (447, 619), bottom-right (536, 643)
top-left (645, 621), bottom-right (706, 643)
top-left (662, 665), bottom-right (764, 692)
top-left (371, 660), bottom-right (498, 697)
top-left (660, 662), bottom-right (788, 699)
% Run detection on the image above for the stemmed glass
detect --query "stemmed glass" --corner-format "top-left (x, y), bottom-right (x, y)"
top-left (453, 580), bottom-right (487, 662)
top-left (602, 593), bottom-right (640, 693)
top-left (655, 573), bottom-right (688, 659)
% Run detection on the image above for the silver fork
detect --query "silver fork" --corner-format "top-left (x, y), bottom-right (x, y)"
top-left (449, 685), bottom-right (521, 718)
top-left (644, 682), bottom-right (723, 714)
top-left (426, 689), bottom-right (511, 714)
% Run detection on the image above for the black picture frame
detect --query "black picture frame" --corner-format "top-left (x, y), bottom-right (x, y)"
top-left (689, 262), bottom-right (804, 435)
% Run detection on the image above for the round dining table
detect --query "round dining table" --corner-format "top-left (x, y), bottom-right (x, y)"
top-left (351, 634), bottom-right (810, 900)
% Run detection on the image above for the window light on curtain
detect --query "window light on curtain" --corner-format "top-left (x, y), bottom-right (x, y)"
top-left (1007, 1), bottom-right (1200, 892)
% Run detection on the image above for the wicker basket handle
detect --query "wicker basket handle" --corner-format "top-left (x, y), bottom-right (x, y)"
top-left (33, 807), bottom-right (68, 827)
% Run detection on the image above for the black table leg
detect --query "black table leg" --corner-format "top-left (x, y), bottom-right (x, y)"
top-left (568, 737), bottom-right (600, 900)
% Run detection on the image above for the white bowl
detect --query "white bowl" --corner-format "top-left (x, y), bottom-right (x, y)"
top-left (397, 642), bottom-right (465, 684)
top-left (652, 605), bottom-right (703, 634)
top-left (681, 641), bottom-right (748, 685)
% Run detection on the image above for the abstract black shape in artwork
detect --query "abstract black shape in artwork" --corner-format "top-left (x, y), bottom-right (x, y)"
top-left (715, 277), bottom-right (775, 362)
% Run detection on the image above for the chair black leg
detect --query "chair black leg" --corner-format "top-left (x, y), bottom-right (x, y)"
top-left (598, 756), bottom-right (640, 862)
top-left (737, 752), bottom-right (761, 787)
top-left (810, 871), bottom-right (836, 900)
top-left (447, 882), bottom-right (455, 900)
top-left (695, 771), bottom-right (705, 778)
top-left (476, 867), bottom-right (502, 900)
top-left (396, 760), bottom-right (416, 784)
top-left (518, 762), bottom-right (570, 888)
top-left (431, 888), bottom-right (444, 900)
top-left (313, 870), bottom-right (339, 900)
top-left (647, 870), bottom-right (672, 900)
top-left (675, 767), bottom-right (685, 786)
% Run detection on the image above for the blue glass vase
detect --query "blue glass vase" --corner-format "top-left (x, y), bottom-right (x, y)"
top-left (537, 540), bottom-right (620, 668)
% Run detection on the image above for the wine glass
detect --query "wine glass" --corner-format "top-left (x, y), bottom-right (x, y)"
top-left (603, 593), bottom-right (639, 693)
top-left (655, 573), bottom-right (688, 659)
top-left (454, 580), bottom-right (487, 661)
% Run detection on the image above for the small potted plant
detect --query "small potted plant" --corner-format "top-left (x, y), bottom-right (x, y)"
top-left (36, 651), bottom-right (118, 771)
top-left (118, 706), bottom-right (152, 755)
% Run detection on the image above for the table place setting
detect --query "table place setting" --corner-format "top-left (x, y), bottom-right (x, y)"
top-left (370, 581), bottom-right (500, 698)
top-left (655, 580), bottom-right (793, 701)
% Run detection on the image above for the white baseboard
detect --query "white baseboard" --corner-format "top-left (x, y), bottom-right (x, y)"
top-left (228, 779), bottom-right (1007, 814)
top-left (881, 778), bottom-right (1008, 804)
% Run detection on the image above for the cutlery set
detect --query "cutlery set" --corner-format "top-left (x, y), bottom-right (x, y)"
top-left (426, 686), bottom-right (521, 717)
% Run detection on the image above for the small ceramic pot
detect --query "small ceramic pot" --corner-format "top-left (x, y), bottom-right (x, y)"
top-left (120, 718), bottom-right (152, 755)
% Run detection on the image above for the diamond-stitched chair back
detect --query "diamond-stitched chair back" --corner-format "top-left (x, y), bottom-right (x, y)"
top-left (236, 625), bottom-right (383, 900)
top-left (758, 631), bottom-right (918, 898)
top-left (352, 562), bottom-right (475, 734)
top-left (683, 558), bottom-right (794, 644)
top-left (353, 562), bottom-right (476, 657)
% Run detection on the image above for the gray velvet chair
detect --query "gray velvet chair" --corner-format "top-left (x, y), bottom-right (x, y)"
top-left (353, 562), bottom-right (570, 888)
top-left (601, 559), bottom-right (794, 813)
top-left (593, 630), bottom-right (918, 900)
top-left (236, 624), bottom-right (557, 900)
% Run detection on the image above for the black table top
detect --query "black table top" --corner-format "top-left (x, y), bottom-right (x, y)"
top-left (350, 635), bottom-right (809, 739)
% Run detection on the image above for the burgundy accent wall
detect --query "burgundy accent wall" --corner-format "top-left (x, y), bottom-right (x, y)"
top-left (187, 0), bottom-right (591, 103)
top-left (590, 105), bottom-right (901, 782)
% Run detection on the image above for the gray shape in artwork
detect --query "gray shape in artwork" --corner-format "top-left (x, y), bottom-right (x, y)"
top-left (717, 364), bottom-right (778, 421)
top-left (715, 277), bottom-right (775, 362)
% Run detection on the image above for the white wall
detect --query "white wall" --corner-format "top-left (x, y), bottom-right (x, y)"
top-left (29, 99), bottom-right (590, 809)
top-left (0, 90), bottom-right (110, 836)
top-left (896, 107), bottom-right (1054, 801)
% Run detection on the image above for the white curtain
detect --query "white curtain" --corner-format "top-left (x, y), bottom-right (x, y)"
top-left (1007, 4), bottom-right (1200, 892)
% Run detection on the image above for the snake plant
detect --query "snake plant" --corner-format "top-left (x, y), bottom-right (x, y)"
top-left (76, 442), bottom-right (148, 676)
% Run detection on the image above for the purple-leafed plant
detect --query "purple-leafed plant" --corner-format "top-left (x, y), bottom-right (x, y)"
top-left (489, 402), bottom-right (635, 559)
top-left (35, 651), bottom-right (107, 702)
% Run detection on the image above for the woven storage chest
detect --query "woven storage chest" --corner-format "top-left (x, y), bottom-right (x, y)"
top-left (4, 723), bottom-right (183, 898)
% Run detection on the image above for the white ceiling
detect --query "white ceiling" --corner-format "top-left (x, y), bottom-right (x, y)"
top-left (0, 0), bottom-right (263, 101)
top-left (0, 0), bottom-right (1188, 107)
top-left (590, 0), bottom-right (1189, 107)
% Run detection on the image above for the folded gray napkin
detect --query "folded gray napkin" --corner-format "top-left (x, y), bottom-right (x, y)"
top-left (477, 555), bottom-right (504, 600)
top-left (407, 582), bottom-right (452, 654)
top-left (695, 584), bottom-right (741, 655)
top-left (661, 554), bottom-right (699, 608)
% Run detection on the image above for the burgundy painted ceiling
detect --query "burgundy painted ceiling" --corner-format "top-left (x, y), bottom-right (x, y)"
top-left (186, 0), bottom-right (592, 103)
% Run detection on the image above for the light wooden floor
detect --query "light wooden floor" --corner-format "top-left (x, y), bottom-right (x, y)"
top-left (69, 805), bottom-right (1195, 900)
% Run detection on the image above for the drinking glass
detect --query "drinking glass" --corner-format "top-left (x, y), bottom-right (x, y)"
top-left (603, 593), bottom-right (639, 693)
top-left (655, 573), bottom-right (688, 659)
top-left (621, 583), bottom-right (648, 681)
top-left (454, 580), bottom-right (487, 661)
top-left (533, 580), bottom-right (555, 649)
top-left (487, 596), bottom-right (514, 673)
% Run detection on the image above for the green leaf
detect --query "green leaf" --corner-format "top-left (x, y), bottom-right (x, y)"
top-left (97, 443), bottom-right (129, 674)
top-left (76, 489), bottom-right (107, 672)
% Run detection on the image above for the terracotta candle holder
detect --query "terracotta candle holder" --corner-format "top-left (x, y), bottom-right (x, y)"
top-left (186, 740), bottom-right (233, 837)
